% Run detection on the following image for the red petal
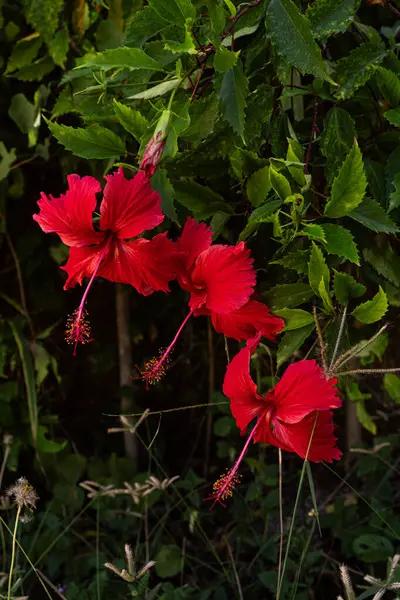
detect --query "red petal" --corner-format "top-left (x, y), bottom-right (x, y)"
top-left (99, 233), bottom-right (177, 295)
top-left (100, 169), bottom-right (163, 239)
top-left (61, 243), bottom-right (105, 290)
top-left (211, 300), bottom-right (284, 341)
top-left (223, 335), bottom-right (267, 434)
top-left (269, 360), bottom-right (341, 424)
top-left (33, 175), bottom-right (104, 247)
top-left (176, 217), bottom-right (213, 290)
top-left (189, 242), bottom-right (256, 313)
top-left (272, 411), bottom-right (342, 463)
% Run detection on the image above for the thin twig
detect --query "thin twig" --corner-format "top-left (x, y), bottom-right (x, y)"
top-left (204, 320), bottom-right (215, 477)
top-left (329, 306), bottom-right (347, 372)
top-left (225, 535), bottom-right (244, 600)
top-left (386, 0), bottom-right (400, 18)
top-left (10, 154), bottom-right (38, 170)
top-left (332, 324), bottom-right (388, 372)
top-left (313, 306), bottom-right (327, 373)
top-left (104, 401), bottom-right (229, 419)
top-left (5, 232), bottom-right (34, 337)
top-left (336, 368), bottom-right (400, 377)
top-left (304, 97), bottom-right (319, 175)
top-left (277, 449), bottom-right (284, 592)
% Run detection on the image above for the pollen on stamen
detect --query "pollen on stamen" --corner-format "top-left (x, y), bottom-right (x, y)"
top-left (204, 469), bottom-right (242, 509)
top-left (136, 349), bottom-right (171, 390)
top-left (65, 308), bottom-right (92, 354)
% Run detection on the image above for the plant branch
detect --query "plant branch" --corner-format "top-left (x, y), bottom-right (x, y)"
top-left (5, 232), bottom-right (34, 338)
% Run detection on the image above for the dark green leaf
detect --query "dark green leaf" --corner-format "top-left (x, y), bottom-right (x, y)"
top-left (151, 169), bottom-right (178, 223)
top-left (246, 166), bottom-right (271, 206)
top-left (155, 545), bottom-right (182, 578)
top-left (148, 0), bottom-right (196, 26)
top-left (264, 283), bottom-right (314, 310)
top-left (333, 271), bottom-right (366, 305)
top-left (0, 142), bottom-right (16, 182)
top-left (181, 96), bottom-right (219, 144)
top-left (78, 47), bottom-right (162, 71)
top-left (49, 27), bottom-right (69, 67)
top-left (239, 199), bottom-right (282, 240)
top-left (124, 6), bottom-right (171, 48)
top-left (46, 120), bottom-right (126, 159)
top-left (10, 55), bottom-right (55, 81)
top-left (215, 60), bottom-right (248, 140)
top-left (174, 180), bottom-right (233, 220)
top-left (388, 172), bottom-right (400, 212)
top-left (320, 107), bottom-right (355, 182)
top-left (364, 159), bottom-right (385, 207)
top-left (214, 47), bottom-right (238, 73)
top-left (208, 0), bottom-right (226, 35)
top-left (320, 223), bottom-right (360, 264)
top-left (348, 197), bottom-right (399, 234)
top-left (270, 250), bottom-right (310, 274)
top-left (277, 324), bottom-right (314, 368)
top-left (363, 245), bottom-right (400, 287)
top-left (265, 0), bottom-right (334, 83)
top-left (376, 66), bottom-right (400, 107)
top-left (384, 373), bottom-right (400, 404)
top-left (5, 35), bottom-right (42, 74)
top-left (334, 42), bottom-right (386, 100)
top-left (306, 0), bottom-right (361, 44)
top-left (353, 535), bottom-right (393, 564)
top-left (352, 286), bottom-right (388, 324)
top-left (25, 0), bottom-right (63, 43)
top-left (324, 143), bottom-right (367, 217)
top-left (113, 100), bottom-right (148, 141)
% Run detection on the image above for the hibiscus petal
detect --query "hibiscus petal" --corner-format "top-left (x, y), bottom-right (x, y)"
top-left (61, 243), bottom-right (106, 290)
top-left (33, 175), bottom-right (104, 247)
top-left (223, 333), bottom-right (267, 433)
top-left (176, 217), bottom-right (213, 286)
top-left (269, 360), bottom-right (341, 424)
top-left (189, 242), bottom-right (256, 313)
top-left (100, 169), bottom-right (163, 239)
top-left (99, 233), bottom-right (177, 295)
top-left (272, 411), bottom-right (342, 463)
top-left (211, 299), bottom-right (284, 341)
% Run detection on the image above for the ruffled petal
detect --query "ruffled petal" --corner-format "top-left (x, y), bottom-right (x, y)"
top-left (100, 169), bottom-right (163, 239)
top-left (61, 243), bottom-right (106, 290)
top-left (176, 217), bottom-right (213, 288)
top-left (33, 175), bottom-right (104, 247)
top-left (223, 333), bottom-right (267, 434)
top-left (189, 242), bottom-right (256, 313)
top-left (269, 360), bottom-right (341, 424)
top-left (99, 233), bottom-right (177, 295)
top-left (272, 411), bottom-right (342, 463)
top-left (211, 299), bottom-right (284, 341)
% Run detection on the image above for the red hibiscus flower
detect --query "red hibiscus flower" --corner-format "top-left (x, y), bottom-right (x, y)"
top-left (34, 168), bottom-right (177, 353)
top-left (207, 334), bottom-right (341, 507)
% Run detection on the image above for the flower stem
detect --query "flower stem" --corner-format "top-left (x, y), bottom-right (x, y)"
top-left (7, 504), bottom-right (21, 600)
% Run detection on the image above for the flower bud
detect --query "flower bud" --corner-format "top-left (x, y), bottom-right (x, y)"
top-left (139, 109), bottom-right (171, 177)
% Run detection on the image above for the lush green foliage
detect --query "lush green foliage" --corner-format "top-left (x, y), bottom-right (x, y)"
top-left (2, 0), bottom-right (400, 598)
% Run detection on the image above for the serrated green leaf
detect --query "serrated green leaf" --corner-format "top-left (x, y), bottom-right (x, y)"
top-left (151, 169), bottom-right (178, 223)
top-left (270, 249), bottom-right (310, 274)
top-left (181, 95), bottom-right (219, 144)
top-left (333, 271), bottom-right (366, 305)
top-left (384, 108), bottom-right (400, 127)
top-left (127, 77), bottom-right (180, 100)
top-left (270, 164), bottom-right (291, 200)
top-left (277, 323), bottom-right (314, 368)
top-left (78, 47), bottom-right (162, 71)
top-left (306, 0), bottom-right (361, 44)
top-left (348, 197), bottom-right (399, 234)
top-left (265, 0), bottom-right (334, 83)
top-left (113, 100), bottom-right (148, 141)
top-left (264, 283), bottom-right (314, 310)
top-left (148, 0), bottom-right (196, 26)
top-left (0, 142), bottom-right (16, 182)
top-left (320, 223), bottom-right (360, 265)
top-left (320, 107), bottom-right (355, 182)
top-left (49, 27), bottom-right (69, 67)
top-left (215, 60), bottom-right (248, 140)
top-left (363, 245), bottom-right (400, 287)
top-left (246, 166), bottom-right (271, 206)
top-left (324, 142), bottom-right (367, 217)
top-left (165, 19), bottom-right (196, 54)
top-left (319, 276), bottom-right (333, 311)
top-left (356, 402), bottom-right (376, 435)
top-left (364, 159), bottom-right (385, 207)
top-left (376, 66), bottom-right (400, 107)
top-left (308, 242), bottom-right (329, 296)
top-left (25, 0), bottom-right (63, 43)
top-left (388, 172), bottom-right (400, 212)
top-left (10, 55), bottom-right (55, 81)
top-left (124, 6), bottom-right (171, 48)
top-left (334, 42), bottom-right (386, 100)
top-left (210, 211), bottom-right (231, 239)
top-left (300, 224), bottom-right (326, 242)
top-left (214, 46), bottom-right (239, 73)
top-left (174, 181), bottom-right (233, 219)
top-left (352, 286), bottom-right (388, 324)
top-left (8, 93), bottom-right (39, 147)
top-left (274, 308), bottom-right (314, 330)
top-left (208, 0), bottom-right (226, 35)
top-left (286, 138), bottom-right (305, 186)
top-left (46, 120), bottom-right (126, 159)
top-left (5, 35), bottom-right (42, 74)
top-left (384, 373), bottom-right (400, 404)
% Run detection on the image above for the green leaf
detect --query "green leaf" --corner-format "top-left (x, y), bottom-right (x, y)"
top-left (223, 0), bottom-right (236, 16)
top-left (376, 66), bottom-right (400, 107)
top-left (155, 545), bottom-right (182, 578)
top-left (49, 27), bottom-right (69, 67)
top-left (151, 169), bottom-right (178, 223)
top-left (352, 286), bottom-right (388, 324)
top-left (286, 138), bottom-right (305, 186)
top-left (239, 199), bottom-right (282, 240)
top-left (215, 60), bottom-right (248, 140)
top-left (353, 535), bottom-right (393, 564)
top-left (324, 142), bottom-right (367, 217)
top-left (384, 108), bottom-right (400, 127)
top-left (308, 242), bottom-right (329, 296)
top-left (388, 172), bottom-right (400, 212)
top-left (320, 223), bottom-right (360, 264)
top-left (363, 245), bottom-right (400, 287)
top-left (181, 95), bottom-right (219, 144)
top-left (320, 107), bottom-right (355, 182)
top-left (9, 55), bottom-right (55, 81)
top-left (0, 142), bottom-right (16, 182)
top-left (214, 46), bottom-right (239, 73)
top-left (127, 77), bottom-right (179, 100)
top-left (246, 166), bottom-right (271, 206)
top-left (306, 462), bottom-right (321, 534)
top-left (356, 402), bottom-right (376, 435)
top-left (319, 276), bottom-right (333, 311)
top-left (270, 164), bottom-right (291, 200)
top-left (148, 0), bottom-right (196, 26)
top-left (270, 249), bottom-right (310, 274)
top-left (265, 0), bottom-right (334, 83)
top-left (264, 283), bottom-right (314, 310)
top-left (9, 321), bottom-right (38, 446)
top-left (78, 47), bottom-right (162, 71)
top-left (46, 121), bottom-right (126, 159)
top-left (124, 6), bottom-right (171, 48)
top-left (113, 100), bottom-right (148, 141)
top-left (306, 0), bottom-right (360, 43)
top-left (277, 324), bottom-right (314, 368)
top-left (348, 197), bottom-right (399, 234)
top-left (8, 93), bottom-right (39, 147)
top-left (364, 158), bottom-right (385, 206)
top-left (5, 35), bottom-right (42, 74)
top-left (165, 19), bottom-right (197, 54)
top-left (25, 0), bottom-right (63, 43)
top-left (214, 416), bottom-right (234, 437)
top-left (174, 180), bottom-right (233, 220)
top-left (333, 271), bottom-right (366, 305)
top-left (334, 42), bottom-right (386, 100)
top-left (300, 223), bottom-right (326, 242)
top-left (36, 425), bottom-right (67, 454)
top-left (384, 373), bottom-right (400, 404)
top-left (274, 308), bottom-right (314, 331)
top-left (208, 0), bottom-right (226, 35)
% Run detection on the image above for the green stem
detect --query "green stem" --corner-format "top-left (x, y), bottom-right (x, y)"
top-left (8, 504), bottom-right (21, 600)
